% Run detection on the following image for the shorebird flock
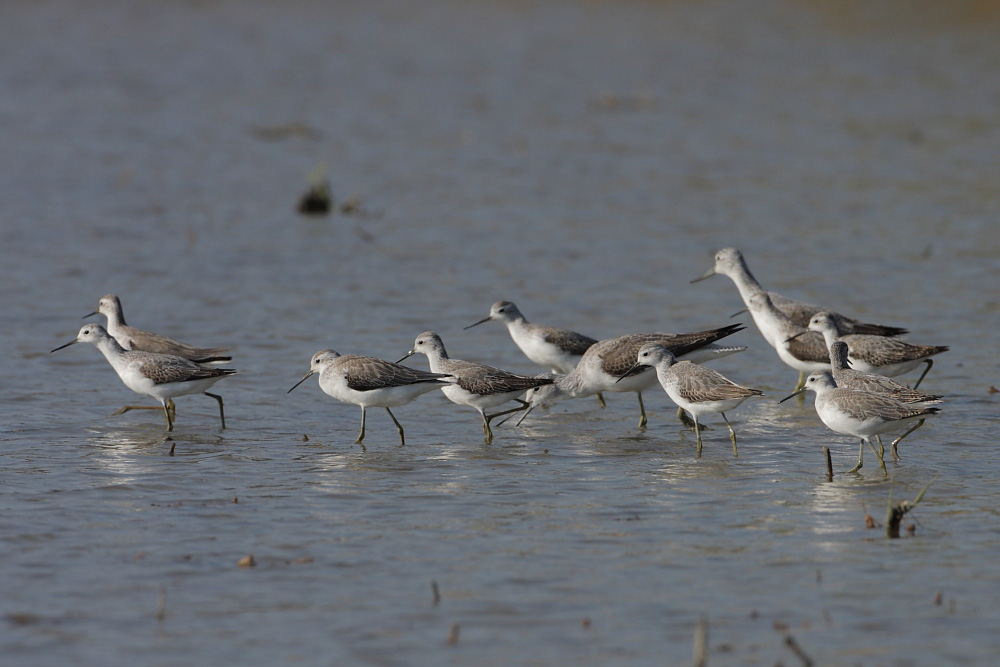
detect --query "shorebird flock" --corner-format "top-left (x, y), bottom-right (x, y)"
top-left (50, 248), bottom-right (948, 474)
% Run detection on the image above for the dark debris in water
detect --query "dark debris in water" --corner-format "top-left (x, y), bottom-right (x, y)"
top-left (297, 182), bottom-right (332, 216)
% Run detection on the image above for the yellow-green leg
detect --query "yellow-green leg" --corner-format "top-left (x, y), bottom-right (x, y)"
top-left (721, 412), bottom-right (738, 457)
top-left (694, 416), bottom-right (703, 458)
top-left (204, 392), bottom-right (226, 429)
top-left (636, 393), bottom-right (647, 429)
top-left (386, 407), bottom-right (405, 446)
top-left (846, 439), bottom-right (864, 473)
top-left (162, 401), bottom-right (174, 432)
top-left (867, 438), bottom-right (887, 476)
top-left (483, 401), bottom-right (530, 443)
top-left (113, 399), bottom-right (176, 420)
top-left (889, 419), bottom-right (924, 460)
top-left (355, 406), bottom-right (367, 445)
top-left (912, 359), bottom-right (933, 390)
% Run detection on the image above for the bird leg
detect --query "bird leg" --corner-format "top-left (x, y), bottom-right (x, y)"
top-left (595, 392), bottom-right (606, 408)
top-left (636, 392), bottom-right (647, 429)
top-left (889, 419), bottom-right (925, 460)
top-left (355, 406), bottom-right (367, 445)
top-left (113, 399), bottom-right (176, 420)
top-left (677, 406), bottom-right (710, 431)
top-left (721, 412), bottom-right (738, 457)
top-left (866, 438), bottom-right (887, 476)
top-left (495, 400), bottom-right (531, 427)
top-left (386, 407), bottom-right (405, 446)
top-left (694, 416), bottom-right (703, 458)
top-left (792, 371), bottom-right (806, 393)
top-left (875, 435), bottom-right (885, 460)
top-left (480, 410), bottom-right (493, 443)
top-left (162, 401), bottom-right (174, 432)
top-left (846, 439), bottom-right (865, 474)
top-left (204, 392), bottom-right (226, 429)
top-left (912, 359), bottom-right (933, 390)
top-left (483, 401), bottom-right (530, 442)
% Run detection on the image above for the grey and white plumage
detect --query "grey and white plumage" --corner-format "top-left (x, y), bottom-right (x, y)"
top-left (826, 340), bottom-right (942, 459)
top-left (805, 311), bottom-right (947, 388)
top-left (465, 300), bottom-right (608, 408)
top-left (51, 323), bottom-right (236, 432)
top-left (86, 294), bottom-right (232, 364)
top-left (519, 324), bottom-right (746, 427)
top-left (627, 343), bottom-right (762, 455)
top-left (827, 341), bottom-right (941, 404)
top-left (744, 292), bottom-right (830, 389)
top-left (464, 301), bottom-right (597, 373)
top-left (781, 371), bottom-right (940, 475)
top-left (692, 247), bottom-right (907, 338)
top-left (399, 331), bottom-right (554, 442)
top-left (288, 349), bottom-right (453, 446)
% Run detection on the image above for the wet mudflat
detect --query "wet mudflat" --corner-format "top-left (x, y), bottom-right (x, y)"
top-left (2, 1), bottom-right (999, 664)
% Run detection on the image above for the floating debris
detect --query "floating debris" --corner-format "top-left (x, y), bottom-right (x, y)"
top-left (340, 196), bottom-right (361, 215)
top-left (237, 554), bottom-right (256, 568)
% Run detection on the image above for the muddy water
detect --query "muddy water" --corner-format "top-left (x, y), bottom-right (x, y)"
top-left (2, 1), bottom-right (1000, 664)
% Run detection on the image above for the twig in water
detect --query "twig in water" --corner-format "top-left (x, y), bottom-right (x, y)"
top-left (693, 616), bottom-right (708, 667)
top-left (886, 477), bottom-right (935, 538)
top-left (784, 634), bottom-right (814, 666)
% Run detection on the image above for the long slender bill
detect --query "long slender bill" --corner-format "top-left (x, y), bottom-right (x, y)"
top-left (690, 268), bottom-right (716, 283)
top-left (50, 339), bottom-right (78, 353)
top-left (463, 317), bottom-right (491, 330)
top-left (778, 388), bottom-right (807, 403)
top-left (287, 370), bottom-right (315, 393)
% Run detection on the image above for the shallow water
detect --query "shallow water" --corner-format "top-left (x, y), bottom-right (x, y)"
top-left (2, 1), bottom-right (1000, 664)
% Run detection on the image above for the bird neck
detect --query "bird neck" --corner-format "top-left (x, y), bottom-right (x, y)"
top-left (726, 260), bottom-right (765, 304)
top-left (93, 334), bottom-right (130, 372)
top-left (104, 304), bottom-right (127, 331)
top-left (557, 369), bottom-right (588, 397)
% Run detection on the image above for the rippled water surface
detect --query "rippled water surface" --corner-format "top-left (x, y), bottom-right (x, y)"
top-left (3, 1), bottom-right (1000, 664)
